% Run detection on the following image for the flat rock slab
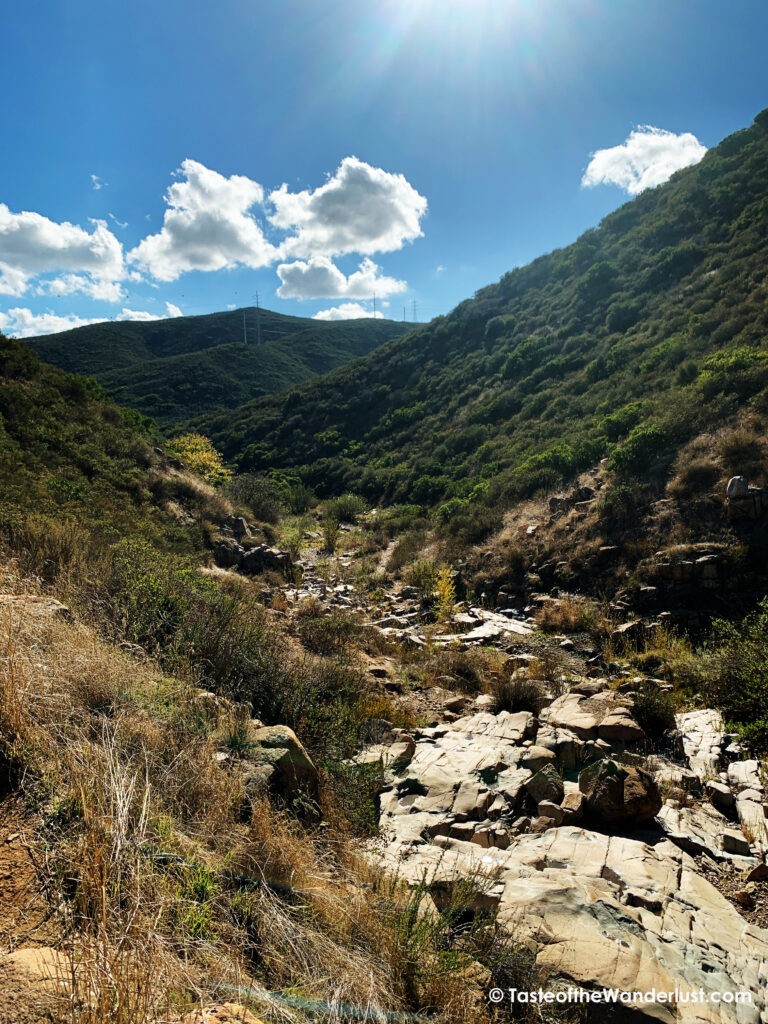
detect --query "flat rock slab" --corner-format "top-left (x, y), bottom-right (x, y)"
top-left (373, 826), bottom-right (768, 1022)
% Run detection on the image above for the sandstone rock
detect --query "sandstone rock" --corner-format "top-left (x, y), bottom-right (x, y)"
top-left (706, 779), bottom-right (735, 809)
top-left (676, 708), bottom-right (724, 778)
top-left (538, 800), bottom-right (564, 824)
top-left (525, 764), bottom-right (564, 805)
top-left (519, 745), bottom-right (557, 772)
top-left (723, 828), bottom-right (751, 857)
top-left (727, 475), bottom-right (749, 499)
top-left (245, 725), bottom-right (318, 799)
top-left (372, 825), bottom-right (768, 1022)
top-left (579, 759), bottom-right (662, 824)
top-left (179, 1005), bottom-right (266, 1024)
top-left (728, 759), bottom-right (764, 793)
top-left (598, 710), bottom-right (645, 743)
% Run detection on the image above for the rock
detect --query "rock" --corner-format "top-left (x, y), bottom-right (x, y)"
top-left (611, 620), bottom-right (645, 645)
top-left (538, 800), bottom-right (564, 824)
top-left (244, 725), bottom-right (318, 800)
top-left (728, 760), bottom-right (764, 794)
top-left (723, 828), bottom-right (751, 857)
top-left (727, 475), bottom-right (749, 499)
top-left (241, 545), bottom-right (293, 574)
top-left (519, 746), bottom-right (557, 772)
top-left (0, 947), bottom-right (70, 993)
top-left (598, 710), bottom-right (645, 743)
top-left (0, 594), bottom-right (71, 620)
top-left (560, 784), bottom-right (585, 824)
top-left (213, 540), bottom-right (244, 569)
top-left (525, 764), bottom-right (564, 805)
top-left (744, 863), bottom-right (768, 882)
top-left (676, 708), bottom-right (724, 778)
top-left (179, 1005), bottom-right (266, 1024)
top-left (579, 759), bottom-right (662, 825)
top-left (706, 779), bottom-right (735, 810)
top-left (373, 825), bottom-right (768, 1021)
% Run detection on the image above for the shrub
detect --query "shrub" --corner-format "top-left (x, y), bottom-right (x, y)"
top-left (403, 559), bottom-right (437, 600)
top-left (632, 683), bottom-right (677, 741)
top-left (228, 473), bottom-right (284, 523)
top-left (703, 597), bottom-right (768, 753)
top-left (608, 425), bottom-right (670, 475)
top-left (667, 456), bottom-right (721, 499)
top-left (535, 596), bottom-right (599, 633)
top-left (489, 674), bottom-right (546, 713)
top-left (326, 493), bottom-right (367, 525)
top-left (163, 433), bottom-right (231, 486)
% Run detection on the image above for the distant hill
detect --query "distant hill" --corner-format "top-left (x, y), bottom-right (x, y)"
top-left (194, 107), bottom-right (768, 518)
top-left (26, 308), bottom-right (414, 425)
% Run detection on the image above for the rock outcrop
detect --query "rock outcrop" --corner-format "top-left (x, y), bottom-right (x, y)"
top-left (360, 696), bottom-right (768, 1021)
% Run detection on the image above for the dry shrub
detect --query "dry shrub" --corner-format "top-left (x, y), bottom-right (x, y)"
top-left (718, 424), bottom-right (767, 481)
top-left (667, 455), bottom-right (721, 499)
top-left (489, 672), bottom-right (546, 713)
top-left (535, 595), bottom-right (598, 633)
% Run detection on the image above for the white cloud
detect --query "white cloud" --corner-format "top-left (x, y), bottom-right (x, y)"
top-left (37, 273), bottom-right (126, 302)
top-left (0, 205), bottom-right (124, 295)
top-left (0, 263), bottom-right (30, 296)
top-left (271, 156), bottom-right (427, 259)
top-left (312, 301), bottom-right (382, 321)
top-left (0, 307), bottom-right (104, 337)
top-left (91, 174), bottom-right (107, 191)
top-left (128, 159), bottom-right (277, 281)
top-left (276, 256), bottom-right (407, 300)
top-left (0, 301), bottom-right (184, 337)
top-left (109, 213), bottom-right (128, 229)
top-left (582, 126), bottom-right (707, 195)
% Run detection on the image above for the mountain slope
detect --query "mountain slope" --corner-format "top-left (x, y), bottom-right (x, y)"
top-left (26, 308), bottom-right (413, 425)
top-left (195, 108), bottom-right (768, 512)
top-left (0, 334), bottom-right (214, 552)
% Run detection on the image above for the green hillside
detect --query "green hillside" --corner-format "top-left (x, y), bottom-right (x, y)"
top-left (26, 308), bottom-right (413, 425)
top-left (0, 334), bottom-right (209, 552)
top-left (195, 108), bottom-right (768, 516)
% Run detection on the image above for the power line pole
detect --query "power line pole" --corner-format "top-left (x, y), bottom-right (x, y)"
top-left (255, 291), bottom-right (262, 345)
top-left (412, 300), bottom-right (418, 323)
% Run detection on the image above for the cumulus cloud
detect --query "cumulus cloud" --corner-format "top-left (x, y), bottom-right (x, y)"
top-left (0, 205), bottom-right (124, 295)
top-left (128, 159), bottom-right (277, 281)
top-left (0, 307), bottom-right (103, 337)
top-left (91, 174), bottom-right (107, 191)
top-left (37, 273), bottom-right (126, 302)
top-left (312, 301), bottom-right (382, 321)
top-left (271, 156), bottom-right (427, 259)
top-left (276, 256), bottom-right (406, 300)
top-left (582, 126), bottom-right (707, 195)
top-left (0, 301), bottom-right (184, 337)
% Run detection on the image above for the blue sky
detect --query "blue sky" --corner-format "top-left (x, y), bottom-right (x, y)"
top-left (1, 0), bottom-right (767, 336)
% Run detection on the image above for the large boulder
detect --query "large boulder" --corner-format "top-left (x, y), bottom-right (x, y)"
top-left (579, 758), bottom-right (662, 825)
top-left (243, 725), bottom-right (318, 801)
top-left (525, 764), bottom-right (564, 806)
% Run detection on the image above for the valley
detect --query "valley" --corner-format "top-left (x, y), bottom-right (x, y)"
top-left (1, 106), bottom-right (768, 1023)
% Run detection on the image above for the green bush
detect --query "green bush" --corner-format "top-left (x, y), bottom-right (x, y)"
top-left (608, 425), bottom-right (670, 474)
top-left (703, 598), bottom-right (768, 753)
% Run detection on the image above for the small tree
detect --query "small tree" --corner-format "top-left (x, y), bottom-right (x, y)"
top-left (164, 433), bottom-right (231, 486)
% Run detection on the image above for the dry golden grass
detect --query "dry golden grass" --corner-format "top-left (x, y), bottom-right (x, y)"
top-left (534, 595), bottom-right (601, 633)
top-left (0, 568), bottom-right (531, 1024)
